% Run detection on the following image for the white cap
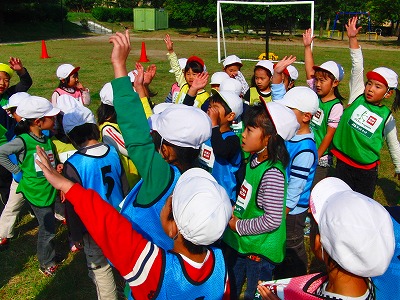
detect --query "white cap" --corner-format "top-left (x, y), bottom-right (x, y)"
top-left (56, 64), bottom-right (80, 80)
top-left (313, 61), bottom-right (344, 81)
top-left (367, 67), bottom-right (398, 89)
top-left (55, 94), bottom-right (82, 114)
top-left (100, 82), bottom-right (113, 106)
top-left (223, 55), bottom-right (243, 68)
top-left (277, 86), bottom-right (319, 115)
top-left (310, 177), bottom-right (395, 277)
top-left (256, 60), bottom-right (274, 75)
top-left (17, 96), bottom-right (60, 119)
top-left (127, 70), bottom-right (139, 83)
top-left (149, 104), bottom-right (211, 149)
top-left (2, 92), bottom-right (30, 110)
top-left (214, 90), bottom-right (243, 120)
top-left (219, 78), bottom-right (242, 96)
top-left (261, 101), bottom-right (299, 141)
top-left (210, 72), bottom-right (230, 85)
top-left (286, 65), bottom-right (299, 80)
top-left (152, 103), bottom-right (174, 115)
top-left (62, 106), bottom-right (96, 134)
top-left (169, 58), bottom-right (188, 73)
top-left (172, 168), bottom-right (232, 245)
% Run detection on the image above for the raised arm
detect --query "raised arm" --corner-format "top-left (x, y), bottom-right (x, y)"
top-left (302, 29), bottom-right (315, 80)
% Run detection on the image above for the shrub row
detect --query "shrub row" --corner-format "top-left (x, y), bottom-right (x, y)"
top-left (91, 7), bottom-right (133, 22)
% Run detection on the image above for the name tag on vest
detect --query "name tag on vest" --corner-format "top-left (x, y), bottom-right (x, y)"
top-left (348, 105), bottom-right (383, 138)
top-left (235, 179), bottom-right (252, 217)
top-left (199, 143), bottom-right (215, 169)
top-left (311, 108), bottom-right (324, 128)
top-left (34, 150), bottom-right (55, 176)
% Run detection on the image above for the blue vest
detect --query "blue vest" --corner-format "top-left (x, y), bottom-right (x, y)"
top-left (373, 207), bottom-right (400, 300)
top-left (66, 144), bottom-right (124, 209)
top-left (199, 131), bottom-right (242, 201)
top-left (120, 165), bottom-right (181, 250)
top-left (128, 247), bottom-right (226, 300)
top-left (285, 137), bottom-right (318, 208)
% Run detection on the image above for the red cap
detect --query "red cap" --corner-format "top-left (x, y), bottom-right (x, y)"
top-left (366, 71), bottom-right (388, 87)
top-left (187, 56), bottom-right (205, 68)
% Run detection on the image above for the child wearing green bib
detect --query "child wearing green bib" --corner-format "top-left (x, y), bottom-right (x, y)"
top-left (332, 17), bottom-right (400, 198)
top-left (0, 95), bottom-right (60, 276)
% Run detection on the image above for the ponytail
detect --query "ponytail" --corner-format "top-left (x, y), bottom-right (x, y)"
top-left (391, 88), bottom-right (400, 112)
top-left (14, 118), bottom-right (34, 136)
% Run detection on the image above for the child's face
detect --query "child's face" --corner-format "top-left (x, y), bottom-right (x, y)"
top-left (364, 79), bottom-right (391, 104)
top-left (282, 73), bottom-right (295, 91)
top-left (67, 73), bottom-right (79, 88)
top-left (0, 71), bottom-right (11, 95)
top-left (39, 115), bottom-right (56, 130)
top-left (254, 69), bottom-right (271, 92)
top-left (207, 101), bottom-right (230, 126)
top-left (314, 71), bottom-right (337, 98)
top-left (160, 196), bottom-right (176, 237)
top-left (225, 65), bottom-right (240, 78)
top-left (241, 125), bottom-right (269, 153)
top-left (184, 68), bottom-right (199, 87)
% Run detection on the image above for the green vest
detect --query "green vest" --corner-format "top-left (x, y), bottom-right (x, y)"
top-left (310, 98), bottom-right (342, 156)
top-left (0, 94), bottom-right (9, 146)
top-left (223, 158), bottom-right (287, 263)
top-left (16, 133), bottom-right (57, 207)
top-left (249, 87), bottom-right (272, 106)
top-left (333, 94), bottom-right (391, 164)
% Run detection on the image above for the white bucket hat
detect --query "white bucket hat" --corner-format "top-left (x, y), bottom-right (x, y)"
top-left (219, 78), bottom-right (242, 96)
top-left (210, 72), bottom-right (230, 85)
top-left (172, 168), bottom-right (232, 245)
top-left (223, 55), bottom-right (243, 68)
top-left (17, 96), bottom-right (60, 119)
top-left (63, 106), bottom-right (96, 134)
top-left (56, 64), bottom-right (80, 80)
top-left (310, 177), bottom-right (395, 277)
top-left (256, 60), bottom-right (274, 75)
top-left (2, 92), bottom-right (30, 110)
top-left (276, 86), bottom-right (319, 115)
top-left (313, 61), bottom-right (344, 81)
top-left (149, 104), bottom-right (211, 149)
top-left (214, 90), bottom-right (243, 120)
top-left (286, 65), bottom-right (299, 80)
top-left (99, 82), bottom-right (114, 106)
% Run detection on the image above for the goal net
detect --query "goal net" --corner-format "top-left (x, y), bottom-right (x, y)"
top-left (217, 0), bottom-right (315, 64)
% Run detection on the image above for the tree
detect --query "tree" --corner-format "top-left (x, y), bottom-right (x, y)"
top-left (367, 0), bottom-right (400, 41)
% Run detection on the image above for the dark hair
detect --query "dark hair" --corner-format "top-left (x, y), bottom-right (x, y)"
top-left (67, 123), bottom-right (100, 147)
top-left (224, 63), bottom-right (242, 70)
top-left (314, 70), bottom-right (344, 101)
top-left (58, 72), bottom-right (78, 88)
top-left (243, 105), bottom-right (289, 167)
top-left (250, 66), bottom-right (273, 88)
top-left (184, 61), bottom-right (204, 74)
top-left (167, 207), bottom-right (206, 254)
top-left (151, 130), bottom-right (200, 172)
top-left (54, 114), bottom-right (70, 143)
top-left (97, 103), bottom-right (117, 125)
top-left (14, 118), bottom-right (35, 135)
top-left (209, 94), bottom-right (232, 116)
top-left (391, 88), bottom-right (400, 112)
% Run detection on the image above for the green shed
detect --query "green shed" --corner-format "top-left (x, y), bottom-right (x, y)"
top-left (133, 8), bottom-right (169, 31)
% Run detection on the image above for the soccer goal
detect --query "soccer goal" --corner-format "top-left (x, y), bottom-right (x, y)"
top-left (217, 0), bottom-right (314, 64)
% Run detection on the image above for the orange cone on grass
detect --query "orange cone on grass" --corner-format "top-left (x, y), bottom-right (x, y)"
top-left (41, 40), bottom-right (50, 59)
top-left (138, 42), bottom-right (149, 62)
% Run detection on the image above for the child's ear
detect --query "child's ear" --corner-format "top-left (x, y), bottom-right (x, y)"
top-left (384, 89), bottom-right (394, 99)
top-left (332, 79), bottom-right (339, 88)
top-left (33, 118), bottom-right (42, 126)
top-left (226, 112), bottom-right (236, 122)
top-left (302, 112), bottom-right (312, 122)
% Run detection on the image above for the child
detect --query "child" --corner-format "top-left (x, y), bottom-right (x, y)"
top-left (52, 63), bottom-right (90, 106)
top-left (0, 92), bottom-right (29, 248)
top-left (62, 106), bottom-right (129, 299)
top-left (109, 35), bottom-right (211, 253)
top-left (210, 71), bottom-right (230, 91)
top-left (273, 87), bottom-right (319, 279)
top-left (165, 57), bottom-right (187, 103)
top-left (98, 81), bottom-right (152, 188)
top-left (223, 101), bottom-right (299, 299)
top-left (0, 58), bottom-right (32, 210)
top-left (223, 54), bottom-right (249, 96)
top-left (270, 55), bottom-right (297, 100)
top-left (243, 60), bottom-right (274, 106)
top-left (0, 95), bottom-right (60, 276)
top-left (164, 34), bottom-right (209, 107)
top-left (331, 16), bottom-right (400, 198)
top-left (257, 177), bottom-right (394, 300)
top-left (36, 148), bottom-right (232, 299)
top-left (303, 29), bottom-right (344, 185)
top-left (199, 90), bottom-right (243, 203)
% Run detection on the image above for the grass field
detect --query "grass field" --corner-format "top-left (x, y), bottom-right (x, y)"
top-left (0, 19), bottom-right (400, 299)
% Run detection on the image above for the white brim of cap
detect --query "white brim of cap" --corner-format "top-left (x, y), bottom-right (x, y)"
top-left (310, 177), bottom-right (351, 224)
top-left (44, 107), bottom-right (61, 117)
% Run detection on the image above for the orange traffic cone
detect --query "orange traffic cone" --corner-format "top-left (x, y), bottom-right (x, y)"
top-left (138, 42), bottom-right (149, 62)
top-left (41, 40), bottom-right (50, 59)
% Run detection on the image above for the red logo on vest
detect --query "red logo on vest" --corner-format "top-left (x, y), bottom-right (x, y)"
top-left (314, 110), bottom-right (321, 119)
top-left (239, 185), bottom-right (248, 199)
top-left (367, 115), bottom-right (377, 126)
top-left (202, 149), bottom-right (211, 160)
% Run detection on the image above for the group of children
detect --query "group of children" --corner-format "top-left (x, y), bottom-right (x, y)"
top-left (0, 16), bottom-right (398, 300)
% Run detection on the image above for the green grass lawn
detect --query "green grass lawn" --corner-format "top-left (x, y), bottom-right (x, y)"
top-left (0, 19), bottom-right (399, 299)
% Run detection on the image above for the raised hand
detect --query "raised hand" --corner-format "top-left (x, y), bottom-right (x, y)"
top-left (9, 57), bottom-right (24, 74)
top-left (274, 55), bottom-right (296, 75)
top-left (345, 16), bottom-right (362, 38)
top-left (109, 30), bottom-right (131, 78)
top-left (164, 34), bottom-right (174, 53)
top-left (144, 64), bottom-right (157, 85)
top-left (302, 28), bottom-right (314, 47)
top-left (191, 72), bottom-right (209, 91)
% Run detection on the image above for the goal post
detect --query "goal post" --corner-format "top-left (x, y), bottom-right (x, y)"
top-left (217, 0), bottom-right (315, 63)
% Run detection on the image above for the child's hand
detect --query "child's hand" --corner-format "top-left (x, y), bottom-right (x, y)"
top-left (345, 16), bottom-right (362, 38)
top-left (302, 28), bottom-right (314, 47)
top-left (9, 57), bottom-right (25, 74)
top-left (144, 64), bottom-right (157, 86)
top-left (35, 146), bottom-right (74, 193)
top-left (164, 34), bottom-right (174, 53)
top-left (56, 163), bottom-right (64, 174)
top-left (109, 30), bottom-right (131, 78)
top-left (191, 72), bottom-right (209, 91)
top-left (274, 55), bottom-right (296, 75)
top-left (207, 106), bottom-right (220, 127)
top-left (228, 214), bottom-right (239, 231)
top-left (257, 283), bottom-right (282, 300)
